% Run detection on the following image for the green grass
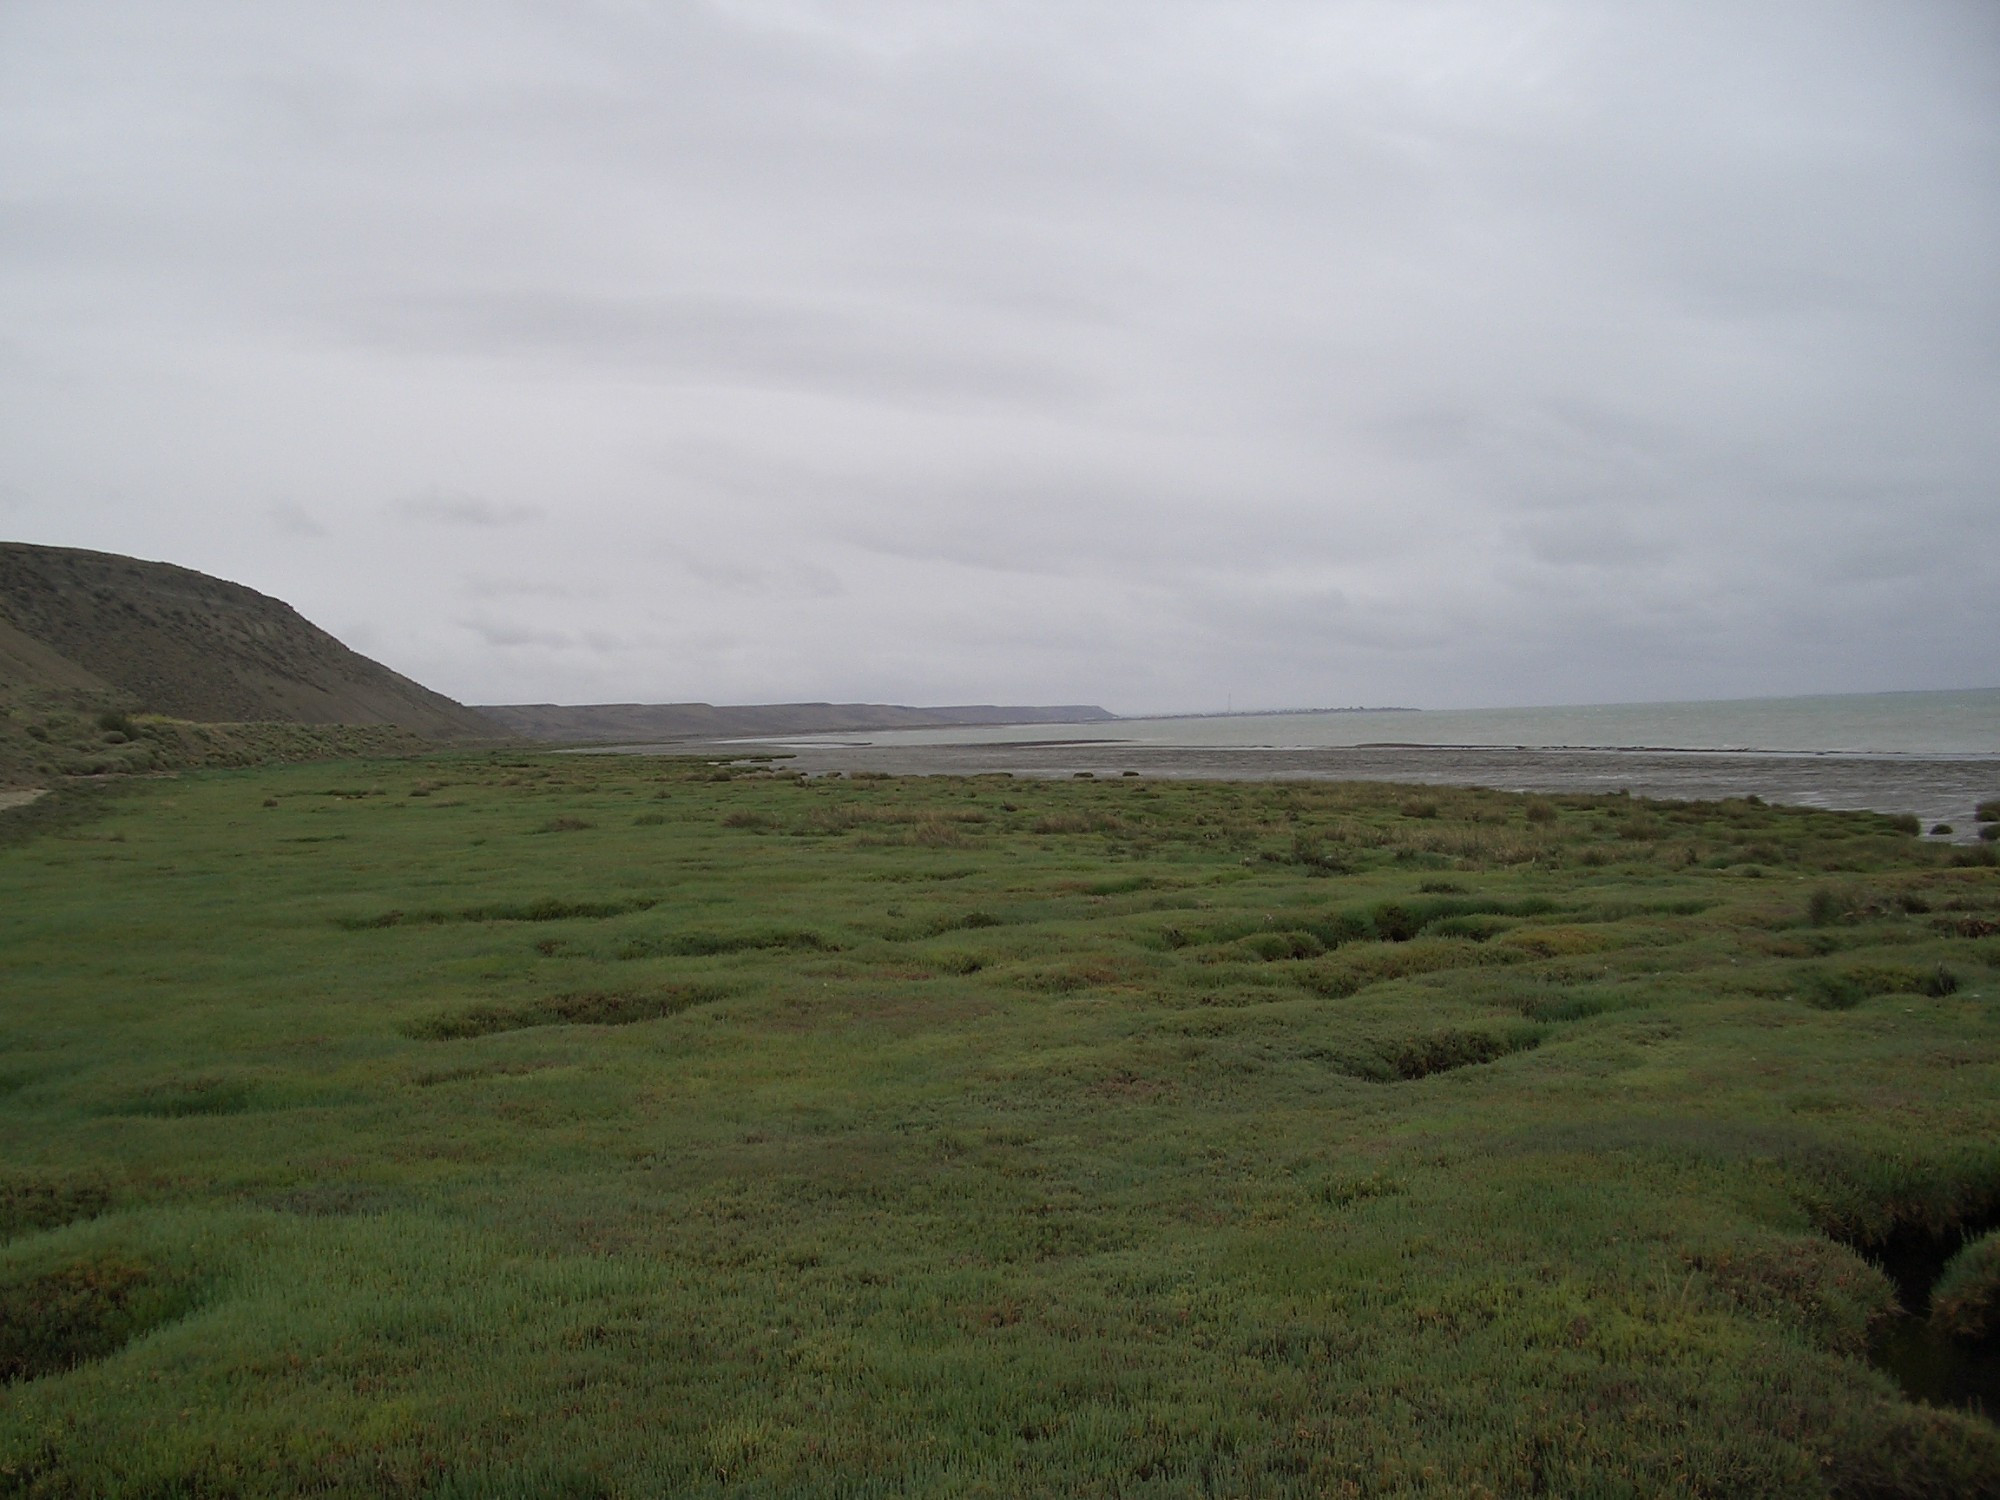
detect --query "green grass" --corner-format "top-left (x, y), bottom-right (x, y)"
top-left (2, 755), bottom-right (1998, 1496)
top-left (0, 679), bottom-right (439, 785)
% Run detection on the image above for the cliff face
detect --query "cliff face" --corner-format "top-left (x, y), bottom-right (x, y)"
top-left (0, 543), bottom-right (496, 738)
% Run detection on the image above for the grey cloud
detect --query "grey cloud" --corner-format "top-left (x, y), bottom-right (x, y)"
top-left (458, 575), bottom-right (581, 601)
top-left (267, 502), bottom-right (326, 537)
top-left (457, 618), bottom-right (576, 650)
top-left (394, 491), bottom-right (541, 527)
top-left (1512, 515), bottom-right (1664, 570)
top-left (348, 289), bottom-right (1088, 410)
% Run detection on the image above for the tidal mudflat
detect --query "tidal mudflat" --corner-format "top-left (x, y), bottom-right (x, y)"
top-left (3, 754), bottom-right (1998, 1495)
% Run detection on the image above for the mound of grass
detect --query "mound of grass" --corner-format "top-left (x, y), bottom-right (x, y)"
top-left (0, 1253), bottom-right (194, 1384)
top-left (1932, 1230), bottom-right (2000, 1343)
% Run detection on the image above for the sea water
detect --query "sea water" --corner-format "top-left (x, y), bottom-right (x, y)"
top-left (793, 688), bottom-right (2000, 758)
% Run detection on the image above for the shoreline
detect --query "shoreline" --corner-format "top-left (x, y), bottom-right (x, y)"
top-left (587, 738), bottom-right (1999, 842)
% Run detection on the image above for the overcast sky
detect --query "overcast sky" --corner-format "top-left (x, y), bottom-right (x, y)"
top-left (2, 1), bottom-right (1995, 713)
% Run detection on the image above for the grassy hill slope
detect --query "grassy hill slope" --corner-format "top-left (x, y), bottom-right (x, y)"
top-left (0, 614), bottom-right (118, 697)
top-left (0, 543), bottom-right (494, 738)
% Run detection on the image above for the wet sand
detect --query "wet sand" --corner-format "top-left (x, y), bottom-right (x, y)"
top-left (617, 739), bottom-right (1999, 842)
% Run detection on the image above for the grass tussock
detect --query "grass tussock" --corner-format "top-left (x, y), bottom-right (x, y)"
top-left (1931, 1230), bottom-right (2000, 1343)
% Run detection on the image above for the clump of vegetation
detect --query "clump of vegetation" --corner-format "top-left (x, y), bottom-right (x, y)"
top-left (1806, 884), bottom-right (1858, 926)
top-left (1931, 1230), bottom-right (2000, 1343)
top-left (0, 1176), bottom-right (111, 1242)
top-left (1, 1253), bottom-right (194, 1384)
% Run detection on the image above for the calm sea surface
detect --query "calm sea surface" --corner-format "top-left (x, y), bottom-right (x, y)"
top-left (790, 688), bottom-right (2000, 758)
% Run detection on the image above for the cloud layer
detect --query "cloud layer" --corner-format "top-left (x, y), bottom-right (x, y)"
top-left (2, 0), bottom-right (1994, 711)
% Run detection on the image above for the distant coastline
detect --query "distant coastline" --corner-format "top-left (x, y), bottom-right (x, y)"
top-left (1130, 706), bottom-right (1419, 721)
